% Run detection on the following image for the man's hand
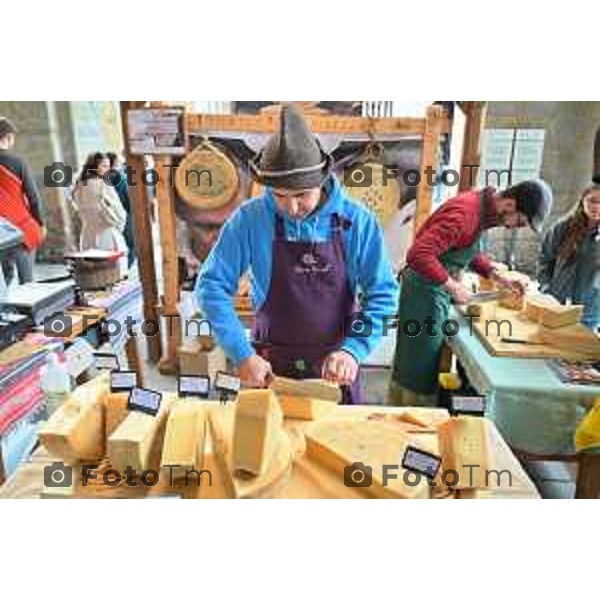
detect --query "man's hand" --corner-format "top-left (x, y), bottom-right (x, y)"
top-left (493, 273), bottom-right (527, 298)
top-left (238, 354), bottom-right (273, 388)
top-left (443, 277), bottom-right (471, 305)
top-left (40, 226), bottom-right (47, 241)
top-left (322, 350), bottom-right (359, 386)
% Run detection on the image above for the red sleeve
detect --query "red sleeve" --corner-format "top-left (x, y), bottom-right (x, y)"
top-left (406, 211), bottom-right (466, 285)
top-left (470, 253), bottom-right (495, 278)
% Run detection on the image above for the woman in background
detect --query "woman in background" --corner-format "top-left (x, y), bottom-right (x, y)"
top-left (107, 152), bottom-right (135, 268)
top-left (72, 152), bottom-right (128, 276)
top-left (539, 183), bottom-right (600, 330)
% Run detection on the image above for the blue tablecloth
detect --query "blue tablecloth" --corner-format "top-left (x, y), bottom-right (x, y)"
top-left (447, 307), bottom-right (600, 455)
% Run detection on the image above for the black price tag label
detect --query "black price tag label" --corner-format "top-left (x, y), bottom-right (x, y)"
top-left (451, 395), bottom-right (486, 416)
top-left (178, 375), bottom-right (210, 398)
top-left (110, 370), bottom-right (137, 393)
top-left (128, 387), bottom-right (163, 416)
top-left (401, 446), bottom-right (442, 479)
top-left (94, 352), bottom-right (119, 371)
top-left (214, 371), bottom-right (241, 394)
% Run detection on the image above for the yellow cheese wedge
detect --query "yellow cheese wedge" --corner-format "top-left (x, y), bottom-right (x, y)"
top-left (103, 392), bottom-right (129, 438)
top-left (232, 389), bottom-right (283, 476)
top-left (277, 394), bottom-right (336, 420)
top-left (108, 393), bottom-right (176, 472)
top-left (525, 295), bottom-right (583, 328)
top-left (304, 420), bottom-right (430, 499)
top-left (437, 416), bottom-right (489, 489)
top-left (38, 373), bottom-right (109, 462)
top-left (161, 400), bottom-right (206, 479)
top-left (270, 376), bottom-right (341, 403)
top-left (499, 290), bottom-right (525, 311)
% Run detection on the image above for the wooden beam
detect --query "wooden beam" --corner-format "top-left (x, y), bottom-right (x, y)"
top-left (185, 113), bottom-right (452, 136)
top-left (120, 101), bottom-right (162, 363)
top-left (414, 105), bottom-right (445, 231)
top-left (154, 154), bottom-right (181, 375)
top-left (459, 102), bottom-right (488, 192)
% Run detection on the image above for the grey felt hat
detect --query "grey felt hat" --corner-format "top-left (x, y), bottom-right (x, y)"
top-left (501, 179), bottom-right (553, 233)
top-left (250, 103), bottom-right (332, 190)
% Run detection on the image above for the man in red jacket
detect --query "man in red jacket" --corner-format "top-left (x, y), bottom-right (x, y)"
top-left (0, 117), bottom-right (45, 285)
top-left (390, 180), bottom-right (553, 406)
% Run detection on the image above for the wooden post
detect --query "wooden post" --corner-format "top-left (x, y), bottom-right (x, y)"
top-left (459, 102), bottom-right (488, 192)
top-left (155, 154), bottom-right (182, 375)
top-left (575, 451), bottom-right (600, 499)
top-left (120, 101), bottom-right (162, 363)
top-left (414, 105), bottom-right (445, 232)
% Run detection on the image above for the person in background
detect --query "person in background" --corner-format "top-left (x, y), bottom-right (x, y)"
top-left (107, 152), bottom-right (135, 268)
top-left (72, 152), bottom-right (128, 277)
top-left (391, 179), bottom-right (553, 407)
top-left (0, 117), bottom-right (45, 285)
top-left (539, 183), bottom-right (600, 330)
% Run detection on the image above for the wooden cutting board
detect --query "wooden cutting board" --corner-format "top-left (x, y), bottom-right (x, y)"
top-left (457, 302), bottom-right (600, 360)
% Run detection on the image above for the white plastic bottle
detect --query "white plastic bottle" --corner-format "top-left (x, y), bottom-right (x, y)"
top-left (40, 352), bottom-right (72, 418)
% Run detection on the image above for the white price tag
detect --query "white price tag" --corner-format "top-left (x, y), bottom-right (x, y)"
top-left (214, 372), bottom-right (241, 394)
top-left (110, 371), bottom-right (137, 392)
top-left (451, 395), bottom-right (486, 415)
top-left (128, 387), bottom-right (163, 416)
top-left (401, 446), bottom-right (442, 479)
top-left (178, 375), bottom-right (210, 398)
top-left (94, 352), bottom-right (119, 371)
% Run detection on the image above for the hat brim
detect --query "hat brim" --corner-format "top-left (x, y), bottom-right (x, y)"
top-left (250, 149), bottom-right (333, 190)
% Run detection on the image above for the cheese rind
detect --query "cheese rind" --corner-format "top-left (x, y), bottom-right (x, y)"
top-left (437, 416), bottom-right (489, 489)
top-left (38, 373), bottom-right (109, 462)
top-left (305, 419), bottom-right (430, 499)
top-left (525, 295), bottom-right (583, 328)
top-left (277, 395), bottom-right (336, 420)
top-left (107, 393), bottom-right (176, 472)
top-left (161, 400), bottom-right (206, 478)
top-left (270, 377), bottom-right (341, 403)
top-left (232, 389), bottom-right (283, 476)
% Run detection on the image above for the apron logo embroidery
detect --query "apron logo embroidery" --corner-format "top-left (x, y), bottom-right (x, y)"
top-left (295, 252), bottom-right (332, 274)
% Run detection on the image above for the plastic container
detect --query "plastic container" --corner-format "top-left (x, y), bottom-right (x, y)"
top-left (39, 352), bottom-right (72, 418)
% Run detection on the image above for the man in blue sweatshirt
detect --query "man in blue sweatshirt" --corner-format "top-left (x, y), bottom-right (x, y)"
top-left (196, 104), bottom-right (398, 403)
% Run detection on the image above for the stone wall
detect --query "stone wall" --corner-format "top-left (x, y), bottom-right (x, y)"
top-left (483, 102), bottom-right (600, 277)
top-left (0, 101), bottom-right (123, 261)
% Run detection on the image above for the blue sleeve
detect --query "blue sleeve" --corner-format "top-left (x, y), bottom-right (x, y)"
top-left (341, 212), bottom-right (400, 362)
top-left (195, 208), bottom-right (255, 366)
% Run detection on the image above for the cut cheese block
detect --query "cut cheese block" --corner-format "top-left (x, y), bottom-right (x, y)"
top-left (233, 389), bottom-right (283, 476)
top-left (498, 290), bottom-right (525, 311)
top-left (437, 416), bottom-right (489, 489)
top-left (38, 373), bottom-right (109, 462)
top-left (270, 376), bottom-right (341, 403)
top-left (161, 400), bottom-right (206, 479)
top-left (525, 295), bottom-right (583, 328)
top-left (277, 394), bottom-right (337, 421)
top-left (103, 392), bottom-right (129, 438)
top-left (305, 420), bottom-right (430, 499)
top-left (108, 393), bottom-right (176, 472)
top-left (536, 324), bottom-right (600, 359)
top-left (205, 402), bottom-right (292, 498)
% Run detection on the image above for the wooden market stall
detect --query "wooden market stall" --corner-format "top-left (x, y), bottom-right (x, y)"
top-left (120, 101), bottom-right (486, 374)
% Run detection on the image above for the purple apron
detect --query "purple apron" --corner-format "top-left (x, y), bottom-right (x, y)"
top-left (253, 212), bottom-right (361, 404)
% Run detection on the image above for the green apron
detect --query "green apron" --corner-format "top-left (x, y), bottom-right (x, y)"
top-left (392, 191), bottom-right (486, 395)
